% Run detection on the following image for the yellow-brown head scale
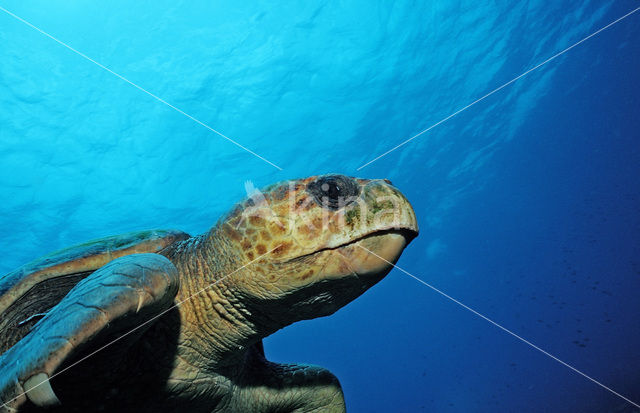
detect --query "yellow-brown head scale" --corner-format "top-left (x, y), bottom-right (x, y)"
top-left (219, 174), bottom-right (418, 324)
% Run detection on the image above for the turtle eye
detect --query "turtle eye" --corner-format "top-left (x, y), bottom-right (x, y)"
top-left (307, 175), bottom-right (360, 210)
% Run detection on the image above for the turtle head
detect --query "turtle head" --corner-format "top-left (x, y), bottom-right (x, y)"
top-left (218, 174), bottom-right (418, 326)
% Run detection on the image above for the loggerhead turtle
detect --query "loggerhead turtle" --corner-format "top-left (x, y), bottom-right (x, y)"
top-left (0, 174), bottom-right (418, 412)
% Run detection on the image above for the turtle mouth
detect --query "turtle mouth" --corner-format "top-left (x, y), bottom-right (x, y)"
top-left (285, 227), bottom-right (418, 265)
top-left (336, 228), bottom-right (417, 252)
top-left (333, 228), bottom-right (417, 276)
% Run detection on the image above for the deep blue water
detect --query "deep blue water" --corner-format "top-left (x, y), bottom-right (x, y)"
top-left (1, 1), bottom-right (639, 412)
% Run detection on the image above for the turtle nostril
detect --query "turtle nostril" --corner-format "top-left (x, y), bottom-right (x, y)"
top-left (383, 179), bottom-right (392, 185)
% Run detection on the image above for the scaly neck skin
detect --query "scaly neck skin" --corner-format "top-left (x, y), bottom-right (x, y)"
top-left (161, 227), bottom-right (281, 374)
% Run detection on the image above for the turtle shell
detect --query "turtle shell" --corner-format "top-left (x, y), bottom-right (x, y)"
top-left (0, 229), bottom-right (189, 355)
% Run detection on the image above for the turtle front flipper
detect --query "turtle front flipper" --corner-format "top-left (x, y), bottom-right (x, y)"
top-left (232, 344), bottom-right (346, 413)
top-left (0, 253), bottom-right (179, 412)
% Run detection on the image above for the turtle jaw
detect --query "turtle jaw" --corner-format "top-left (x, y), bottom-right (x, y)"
top-left (281, 226), bottom-right (417, 266)
top-left (232, 227), bottom-right (418, 331)
top-left (335, 229), bottom-right (415, 276)
top-left (250, 229), bottom-right (417, 324)
top-left (326, 228), bottom-right (417, 285)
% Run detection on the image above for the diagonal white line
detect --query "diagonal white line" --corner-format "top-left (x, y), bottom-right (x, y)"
top-left (355, 244), bottom-right (640, 409)
top-left (356, 6), bottom-right (640, 171)
top-left (0, 245), bottom-right (281, 409)
top-left (0, 6), bottom-right (283, 171)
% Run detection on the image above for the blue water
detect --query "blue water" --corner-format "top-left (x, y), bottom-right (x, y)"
top-left (1, 1), bottom-right (639, 411)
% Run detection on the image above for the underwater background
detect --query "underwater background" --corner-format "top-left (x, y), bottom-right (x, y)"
top-left (1, 1), bottom-right (639, 412)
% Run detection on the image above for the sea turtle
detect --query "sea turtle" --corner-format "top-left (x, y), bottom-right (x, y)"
top-left (0, 174), bottom-right (418, 412)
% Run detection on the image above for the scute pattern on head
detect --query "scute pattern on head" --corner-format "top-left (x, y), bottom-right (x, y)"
top-left (213, 174), bottom-right (418, 321)
top-left (222, 176), bottom-right (416, 262)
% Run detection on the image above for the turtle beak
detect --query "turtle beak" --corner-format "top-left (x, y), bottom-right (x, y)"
top-left (335, 229), bottom-right (414, 278)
